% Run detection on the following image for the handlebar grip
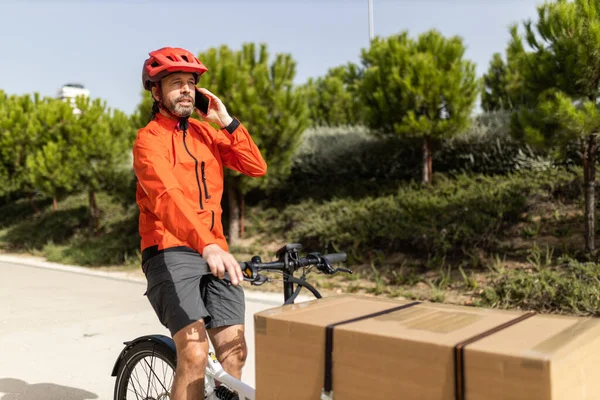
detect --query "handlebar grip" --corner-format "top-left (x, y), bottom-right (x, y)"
top-left (239, 262), bottom-right (255, 279)
top-left (323, 253), bottom-right (347, 264)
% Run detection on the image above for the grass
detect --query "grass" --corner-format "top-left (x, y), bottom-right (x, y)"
top-left (477, 257), bottom-right (600, 316)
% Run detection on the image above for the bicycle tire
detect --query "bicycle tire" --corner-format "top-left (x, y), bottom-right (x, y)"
top-left (113, 340), bottom-right (177, 400)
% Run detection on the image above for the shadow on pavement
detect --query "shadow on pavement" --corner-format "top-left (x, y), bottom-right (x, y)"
top-left (0, 378), bottom-right (98, 400)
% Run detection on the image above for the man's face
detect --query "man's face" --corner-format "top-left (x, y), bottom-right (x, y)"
top-left (153, 72), bottom-right (196, 118)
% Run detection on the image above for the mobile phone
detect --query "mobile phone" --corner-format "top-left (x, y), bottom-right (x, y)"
top-left (194, 88), bottom-right (211, 115)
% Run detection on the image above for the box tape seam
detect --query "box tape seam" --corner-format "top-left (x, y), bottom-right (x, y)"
top-left (453, 311), bottom-right (536, 400)
top-left (322, 301), bottom-right (422, 397)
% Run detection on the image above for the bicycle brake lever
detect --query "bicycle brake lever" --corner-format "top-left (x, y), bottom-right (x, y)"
top-left (335, 267), bottom-right (353, 274)
top-left (318, 258), bottom-right (336, 275)
top-left (251, 275), bottom-right (269, 286)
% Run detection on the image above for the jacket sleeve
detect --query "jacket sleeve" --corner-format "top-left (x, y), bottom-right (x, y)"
top-left (132, 130), bottom-right (217, 254)
top-left (212, 118), bottom-right (268, 177)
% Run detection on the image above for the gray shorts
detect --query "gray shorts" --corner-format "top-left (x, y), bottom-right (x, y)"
top-left (143, 250), bottom-right (245, 336)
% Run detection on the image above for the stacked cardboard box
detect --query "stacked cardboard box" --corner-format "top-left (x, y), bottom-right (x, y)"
top-left (254, 294), bottom-right (600, 399)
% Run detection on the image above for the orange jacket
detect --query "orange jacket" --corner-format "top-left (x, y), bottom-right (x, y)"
top-left (132, 112), bottom-right (267, 265)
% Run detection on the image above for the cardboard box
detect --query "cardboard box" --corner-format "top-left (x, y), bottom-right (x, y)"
top-left (253, 294), bottom-right (600, 400)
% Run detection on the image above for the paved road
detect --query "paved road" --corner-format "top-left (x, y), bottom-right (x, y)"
top-left (0, 257), bottom-right (301, 400)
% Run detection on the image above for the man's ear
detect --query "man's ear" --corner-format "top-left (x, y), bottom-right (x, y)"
top-left (151, 85), bottom-right (161, 102)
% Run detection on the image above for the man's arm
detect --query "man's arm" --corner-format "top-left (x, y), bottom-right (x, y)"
top-left (133, 131), bottom-right (217, 254)
top-left (213, 118), bottom-right (268, 177)
top-left (194, 88), bottom-right (267, 177)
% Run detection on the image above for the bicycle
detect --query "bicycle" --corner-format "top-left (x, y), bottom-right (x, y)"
top-left (110, 243), bottom-right (352, 400)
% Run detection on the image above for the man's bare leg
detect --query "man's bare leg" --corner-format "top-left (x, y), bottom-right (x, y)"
top-left (208, 324), bottom-right (247, 379)
top-left (171, 319), bottom-right (210, 400)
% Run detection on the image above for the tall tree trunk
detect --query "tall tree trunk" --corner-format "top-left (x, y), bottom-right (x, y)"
top-left (583, 134), bottom-right (597, 254)
top-left (53, 197), bottom-right (57, 212)
top-left (422, 136), bottom-right (433, 184)
top-left (428, 139), bottom-right (433, 183)
top-left (228, 179), bottom-right (240, 244)
top-left (88, 190), bottom-right (99, 236)
top-left (29, 193), bottom-right (39, 215)
top-left (240, 193), bottom-right (245, 239)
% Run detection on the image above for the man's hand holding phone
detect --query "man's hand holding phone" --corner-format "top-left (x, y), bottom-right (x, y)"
top-left (194, 87), bottom-right (233, 128)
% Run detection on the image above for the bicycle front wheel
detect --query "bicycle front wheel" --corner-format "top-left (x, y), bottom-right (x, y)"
top-left (113, 341), bottom-right (176, 400)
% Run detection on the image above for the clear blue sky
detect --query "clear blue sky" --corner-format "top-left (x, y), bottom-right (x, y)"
top-left (0, 0), bottom-right (542, 116)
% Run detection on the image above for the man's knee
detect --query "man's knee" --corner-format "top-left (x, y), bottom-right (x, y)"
top-left (238, 338), bottom-right (248, 364)
top-left (173, 320), bottom-right (210, 372)
top-left (216, 327), bottom-right (248, 368)
top-left (227, 339), bottom-right (247, 368)
top-left (179, 342), bottom-right (209, 369)
top-left (218, 344), bottom-right (246, 378)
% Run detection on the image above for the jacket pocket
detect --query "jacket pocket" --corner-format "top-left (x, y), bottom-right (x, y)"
top-left (201, 161), bottom-right (211, 201)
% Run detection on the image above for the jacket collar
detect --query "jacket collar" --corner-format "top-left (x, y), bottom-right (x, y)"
top-left (155, 112), bottom-right (185, 132)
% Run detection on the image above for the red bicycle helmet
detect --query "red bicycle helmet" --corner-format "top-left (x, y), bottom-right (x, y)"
top-left (142, 47), bottom-right (208, 90)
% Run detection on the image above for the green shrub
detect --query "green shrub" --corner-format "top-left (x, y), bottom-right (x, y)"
top-left (0, 191), bottom-right (140, 266)
top-left (50, 210), bottom-right (140, 266)
top-left (254, 168), bottom-right (579, 260)
top-left (265, 126), bottom-right (412, 202)
top-left (2, 199), bottom-right (88, 251)
top-left (0, 195), bottom-right (53, 228)
top-left (436, 112), bottom-right (551, 175)
top-left (264, 113), bottom-right (551, 203)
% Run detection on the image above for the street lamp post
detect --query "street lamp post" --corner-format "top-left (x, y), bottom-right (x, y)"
top-left (368, 0), bottom-right (374, 41)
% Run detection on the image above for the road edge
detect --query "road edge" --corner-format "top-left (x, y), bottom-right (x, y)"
top-left (0, 254), bottom-right (308, 305)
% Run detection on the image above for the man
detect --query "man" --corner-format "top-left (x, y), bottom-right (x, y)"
top-left (132, 47), bottom-right (267, 399)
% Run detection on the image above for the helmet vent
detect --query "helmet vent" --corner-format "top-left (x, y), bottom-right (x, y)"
top-left (151, 61), bottom-right (160, 68)
top-left (181, 55), bottom-right (189, 62)
top-left (166, 55), bottom-right (174, 61)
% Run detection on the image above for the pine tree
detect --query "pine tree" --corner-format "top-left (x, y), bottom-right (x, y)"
top-left (303, 63), bottom-right (364, 127)
top-left (69, 97), bottom-right (135, 233)
top-left (131, 89), bottom-right (154, 129)
top-left (506, 0), bottom-right (600, 253)
top-left (25, 97), bottom-right (80, 210)
top-left (482, 54), bottom-right (512, 111)
top-left (196, 43), bottom-right (310, 242)
top-left (358, 29), bottom-right (479, 184)
top-left (0, 90), bottom-right (12, 198)
top-left (0, 93), bottom-right (40, 200)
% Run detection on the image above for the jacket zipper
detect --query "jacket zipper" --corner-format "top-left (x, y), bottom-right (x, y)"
top-left (210, 210), bottom-right (215, 231)
top-left (182, 131), bottom-right (203, 210)
top-left (201, 161), bottom-right (211, 200)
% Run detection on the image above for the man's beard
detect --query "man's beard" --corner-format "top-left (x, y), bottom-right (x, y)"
top-left (165, 94), bottom-right (194, 118)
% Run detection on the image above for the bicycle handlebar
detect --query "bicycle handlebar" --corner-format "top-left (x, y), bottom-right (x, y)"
top-left (239, 250), bottom-right (351, 284)
top-left (321, 253), bottom-right (347, 264)
top-left (230, 243), bottom-right (353, 304)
